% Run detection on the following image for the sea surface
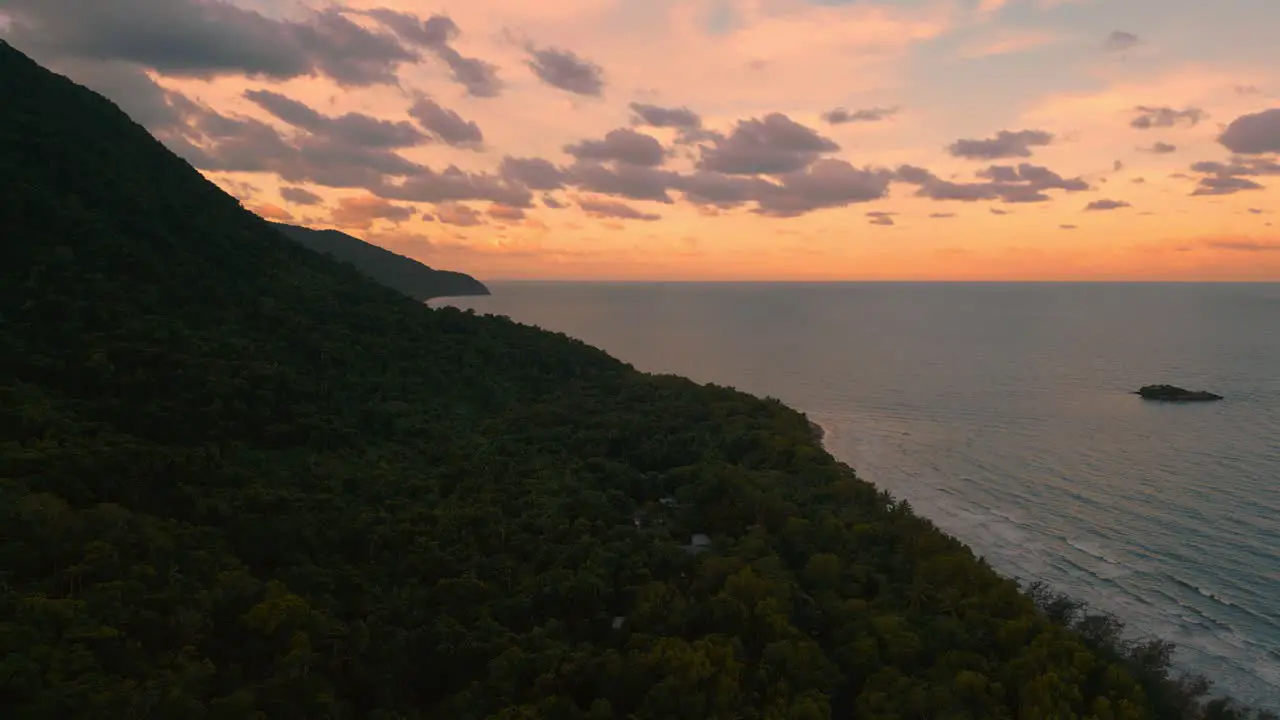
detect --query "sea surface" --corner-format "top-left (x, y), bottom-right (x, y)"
top-left (438, 282), bottom-right (1280, 709)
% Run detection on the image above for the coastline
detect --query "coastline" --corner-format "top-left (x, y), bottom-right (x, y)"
top-left (802, 411), bottom-right (1276, 713)
top-left (807, 418), bottom-right (826, 446)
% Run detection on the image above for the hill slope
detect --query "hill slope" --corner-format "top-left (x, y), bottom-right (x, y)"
top-left (270, 222), bottom-right (489, 301)
top-left (0, 40), bottom-right (1266, 720)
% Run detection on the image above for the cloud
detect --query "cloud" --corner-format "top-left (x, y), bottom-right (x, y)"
top-left (1248, 208), bottom-right (1266, 214)
top-left (867, 211), bottom-right (896, 226)
top-left (1085, 199), bottom-right (1132, 211)
top-left (1190, 176), bottom-right (1265, 196)
top-left (527, 46), bottom-right (605, 96)
top-left (488, 204), bottom-right (527, 222)
top-left (164, 99), bottom-right (431, 192)
top-left (947, 129), bottom-right (1053, 160)
top-left (564, 128), bottom-right (666, 167)
top-left (252, 202), bottom-right (294, 222)
top-left (408, 97), bottom-right (485, 148)
top-left (630, 102), bottom-right (702, 130)
top-left (578, 197), bottom-right (661, 221)
top-left (542, 194), bottom-right (566, 209)
top-left (822, 106), bottom-right (899, 125)
top-left (500, 157), bottom-right (568, 190)
top-left (1129, 106), bottom-right (1206, 130)
top-left (672, 171), bottom-right (772, 209)
top-left (1060, 224), bottom-right (1077, 230)
top-left (567, 162), bottom-right (678, 203)
top-left (244, 89), bottom-right (426, 148)
top-left (929, 212), bottom-right (956, 218)
top-left (990, 208), bottom-right (1010, 215)
top-left (3, 0), bottom-right (417, 86)
top-left (280, 186), bottom-right (324, 206)
top-left (1218, 108), bottom-right (1280, 155)
top-left (377, 166), bottom-right (534, 207)
top-left (752, 160), bottom-right (893, 217)
top-left (434, 202), bottom-right (486, 226)
top-left (1189, 157), bottom-right (1280, 176)
top-left (697, 113), bottom-right (840, 175)
top-left (1205, 239), bottom-right (1280, 252)
top-left (897, 162), bottom-right (1087, 203)
top-left (1186, 155), bottom-right (1280, 195)
top-left (1103, 31), bottom-right (1141, 52)
top-left (1140, 141), bottom-right (1177, 154)
top-left (360, 10), bottom-right (502, 97)
top-left (330, 195), bottom-right (415, 229)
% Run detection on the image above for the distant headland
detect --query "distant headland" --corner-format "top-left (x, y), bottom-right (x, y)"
top-left (271, 222), bottom-right (489, 301)
top-left (1136, 384), bottom-right (1224, 402)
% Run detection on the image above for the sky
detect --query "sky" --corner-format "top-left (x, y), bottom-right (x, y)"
top-left (3, 0), bottom-right (1279, 280)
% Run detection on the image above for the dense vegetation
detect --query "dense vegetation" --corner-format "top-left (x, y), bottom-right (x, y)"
top-left (0, 40), bottom-right (1273, 719)
top-left (271, 222), bottom-right (489, 301)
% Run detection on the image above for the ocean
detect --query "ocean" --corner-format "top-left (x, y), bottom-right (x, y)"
top-left (436, 281), bottom-right (1280, 709)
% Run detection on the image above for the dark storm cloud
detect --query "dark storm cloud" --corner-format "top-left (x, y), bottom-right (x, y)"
top-left (564, 128), bottom-right (666, 167)
top-left (578, 197), bottom-right (661, 221)
top-left (947, 129), bottom-right (1054, 160)
top-left (408, 97), bottom-right (484, 148)
top-left (2, 0), bottom-right (417, 86)
top-left (629, 102), bottom-right (702, 129)
top-left (821, 106), bottom-right (899, 125)
top-left (1129, 106), bottom-right (1205, 129)
top-left (1218, 108), bottom-right (1280, 155)
top-left (696, 113), bottom-right (840, 175)
top-left (359, 10), bottom-right (504, 97)
top-left (527, 46), bottom-right (605, 96)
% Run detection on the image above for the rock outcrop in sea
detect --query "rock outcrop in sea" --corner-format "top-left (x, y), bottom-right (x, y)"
top-left (1136, 384), bottom-right (1224, 402)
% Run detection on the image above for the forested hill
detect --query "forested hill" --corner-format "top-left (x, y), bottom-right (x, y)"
top-left (270, 222), bottom-right (490, 301)
top-left (0, 39), bottom-right (1269, 720)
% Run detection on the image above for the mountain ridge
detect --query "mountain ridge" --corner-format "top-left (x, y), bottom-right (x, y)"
top-left (270, 222), bottom-right (489, 301)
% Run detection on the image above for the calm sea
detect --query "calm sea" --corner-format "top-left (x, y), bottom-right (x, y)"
top-left (438, 282), bottom-right (1280, 708)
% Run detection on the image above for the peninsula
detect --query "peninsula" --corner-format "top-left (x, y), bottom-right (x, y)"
top-left (272, 222), bottom-right (489, 301)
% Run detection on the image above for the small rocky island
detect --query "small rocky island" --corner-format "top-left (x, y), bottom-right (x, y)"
top-left (1135, 384), bottom-right (1224, 402)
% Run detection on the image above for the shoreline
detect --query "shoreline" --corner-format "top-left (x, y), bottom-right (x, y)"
top-left (803, 411), bottom-right (1277, 712)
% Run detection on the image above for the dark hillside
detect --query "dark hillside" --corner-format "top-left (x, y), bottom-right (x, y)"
top-left (271, 222), bottom-right (489, 301)
top-left (0, 39), bottom-right (1268, 720)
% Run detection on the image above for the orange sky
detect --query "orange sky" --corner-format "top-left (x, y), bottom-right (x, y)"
top-left (3, 0), bottom-right (1279, 279)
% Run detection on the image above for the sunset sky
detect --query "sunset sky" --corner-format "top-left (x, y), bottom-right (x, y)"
top-left (4, 0), bottom-right (1279, 280)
